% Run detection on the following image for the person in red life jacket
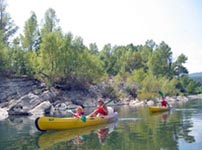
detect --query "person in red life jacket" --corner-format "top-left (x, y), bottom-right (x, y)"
top-left (161, 97), bottom-right (169, 107)
top-left (73, 106), bottom-right (84, 117)
top-left (89, 98), bottom-right (108, 117)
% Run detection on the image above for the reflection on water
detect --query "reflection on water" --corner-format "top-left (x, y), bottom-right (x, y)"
top-left (37, 122), bottom-right (117, 149)
top-left (0, 116), bottom-right (39, 150)
top-left (0, 99), bottom-right (202, 150)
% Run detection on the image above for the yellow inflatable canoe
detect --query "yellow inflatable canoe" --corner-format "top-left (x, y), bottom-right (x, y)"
top-left (148, 106), bottom-right (170, 113)
top-left (35, 112), bottom-right (118, 131)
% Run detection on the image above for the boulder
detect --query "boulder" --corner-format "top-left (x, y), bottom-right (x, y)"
top-left (29, 101), bottom-right (52, 118)
top-left (146, 100), bottom-right (154, 106)
top-left (8, 104), bottom-right (32, 116)
top-left (0, 108), bottom-right (8, 120)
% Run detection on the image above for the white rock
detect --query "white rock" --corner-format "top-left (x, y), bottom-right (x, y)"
top-left (147, 100), bottom-right (154, 106)
top-left (0, 108), bottom-right (8, 120)
top-left (28, 101), bottom-right (52, 119)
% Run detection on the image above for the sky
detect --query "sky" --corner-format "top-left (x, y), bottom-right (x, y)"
top-left (6, 0), bottom-right (202, 73)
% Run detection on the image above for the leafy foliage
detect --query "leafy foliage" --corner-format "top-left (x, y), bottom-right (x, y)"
top-left (21, 12), bottom-right (40, 51)
top-left (0, 6), bottom-right (201, 98)
top-left (0, 0), bottom-right (18, 44)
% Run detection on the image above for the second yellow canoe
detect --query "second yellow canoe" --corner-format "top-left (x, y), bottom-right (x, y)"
top-left (148, 106), bottom-right (170, 112)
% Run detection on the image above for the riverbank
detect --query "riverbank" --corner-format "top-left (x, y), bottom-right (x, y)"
top-left (0, 76), bottom-right (117, 120)
top-left (0, 76), bottom-right (202, 120)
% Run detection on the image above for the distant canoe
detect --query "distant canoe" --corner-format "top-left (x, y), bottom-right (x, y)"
top-left (148, 106), bottom-right (170, 112)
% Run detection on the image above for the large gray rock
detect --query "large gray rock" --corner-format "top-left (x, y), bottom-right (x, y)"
top-left (0, 77), bottom-right (41, 103)
top-left (8, 104), bottom-right (31, 116)
top-left (0, 77), bottom-right (59, 118)
top-left (29, 101), bottom-right (52, 118)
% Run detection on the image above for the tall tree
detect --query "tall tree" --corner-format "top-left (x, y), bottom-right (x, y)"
top-left (148, 41), bottom-right (173, 78)
top-left (145, 39), bottom-right (157, 50)
top-left (0, 31), bottom-right (7, 72)
top-left (8, 37), bottom-right (27, 74)
top-left (41, 8), bottom-right (60, 34)
top-left (139, 44), bottom-right (152, 72)
top-left (39, 31), bottom-right (64, 81)
top-left (39, 8), bottom-right (61, 83)
top-left (21, 11), bottom-right (40, 51)
top-left (99, 44), bottom-right (113, 74)
top-left (89, 43), bottom-right (99, 55)
top-left (112, 46), bottom-right (128, 75)
top-left (125, 51), bottom-right (143, 73)
top-left (0, 0), bottom-right (18, 44)
top-left (172, 54), bottom-right (188, 77)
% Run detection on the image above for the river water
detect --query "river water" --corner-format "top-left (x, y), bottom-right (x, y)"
top-left (0, 99), bottom-right (202, 150)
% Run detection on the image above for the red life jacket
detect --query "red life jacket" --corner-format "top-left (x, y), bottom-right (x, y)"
top-left (96, 107), bottom-right (108, 115)
top-left (161, 100), bottom-right (168, 107)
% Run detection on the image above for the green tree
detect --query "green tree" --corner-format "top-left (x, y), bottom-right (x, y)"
top-left (138, 73), bottom-right (161, 99)
top-left (125, 51), bottom-right (143, 73)
top-left (8, 37), bottom-right (30, 75)
top-left (139, 44), bottom-right (153, 72)
top-left (69, 36), bottom-right (104, 85)
top-left (145, 39), bottom-right (157, 50)
top-left (89, 42), bottom-right (99, 55)
top-left (39, 31), bottom-right (64, 83)
top-left (110, 46), bottom-right (128, 75)
top-left (99, 44), bottom-right (114, 75)
top-left (132, 68), bottom-right (147, 84)
top-left (41, 8), bottom-right (60, 34)
top-left (0, 0), bottom-right (18, 44)
top-left (186, 80), bottom-right (198, 94)
top-left (172, 54), bottom-right (188, 77)
top-left (0, 31), bottom-right (7, 71)
top-left (0, 0), bottom-right (18, 73)
top-left (148, 41), bottom-right (172, 78)
top-left (178, 76), bottom-right (198, 95)
top-left (38, 8), bottom-right (62, 83)
top-left (21, 11), bottom-right (40, 51)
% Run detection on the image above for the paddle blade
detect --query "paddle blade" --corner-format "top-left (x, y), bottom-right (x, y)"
top-left (104, 99), bottom-right (113, 106)
top-left (80, 115), bottom-right (86, 122)
top-left (158, 91), bottom-right (164, 97)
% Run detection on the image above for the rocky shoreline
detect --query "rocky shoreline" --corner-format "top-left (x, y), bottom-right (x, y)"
top-left (0, 77), bottom-right (202, 120)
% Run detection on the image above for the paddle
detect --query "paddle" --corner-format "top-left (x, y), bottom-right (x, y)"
top-left (158, 91), bottom-right (172, 108)
top-left (158, 91), bottom-right (164, 97)
top-left (66, 109), bottom-right (86, 122)
top-left (103, 99), bottom-right (114, 106)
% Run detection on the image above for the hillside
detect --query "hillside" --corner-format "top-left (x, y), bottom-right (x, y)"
top-left (189, 72), bottom-right (202, 77)
top-left (189, 72), bottom-right (202, 83)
